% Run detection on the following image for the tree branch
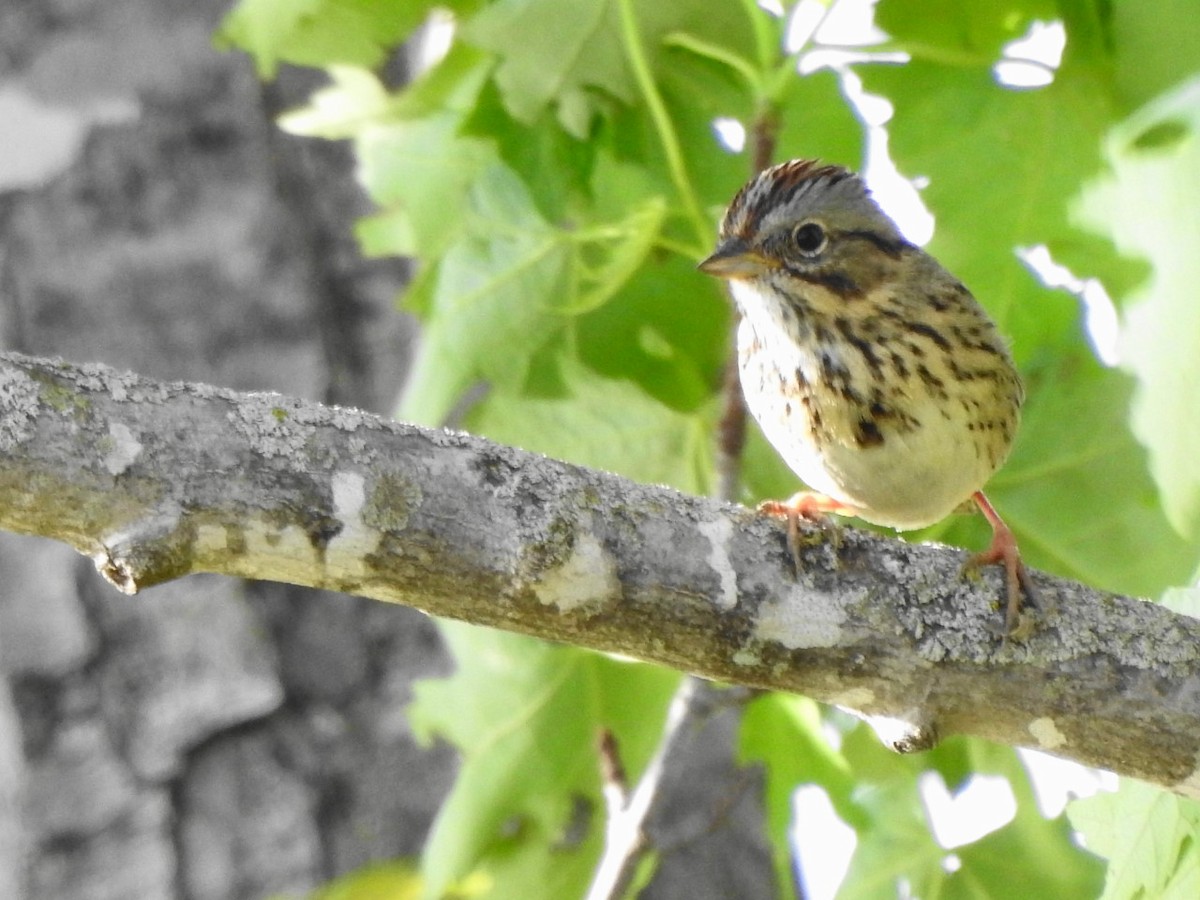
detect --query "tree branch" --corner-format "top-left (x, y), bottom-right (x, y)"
top-left (3, 352), bottom-right (1200, 795)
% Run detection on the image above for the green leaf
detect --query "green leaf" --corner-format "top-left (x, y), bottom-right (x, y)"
top-left (399, 163), bottom-right (571, 424)
top-left (358, 114), bottom-right (495, 261)
top-left (875, 0), bottom-right (1057, 63)
top-left (774, 69), bottom-right (868, 171)
top-left (742, 706), bottom-right (1104, 900)
top-left (467, 355), bottom-right (716, 493)
top-left (308, 859), bottom-right (474, 900)
top-left (463, 81), bottom-right (599, 222)
top-left (1068, 779), bottom-right (1200, 900)
top-left (461, 0), bottom-right (761, 143)
top-left (409, 623), bottom-right (679, 900)
top-left (276, 66), bottom-right (392, 139)
top-left (570, 7), bottom-right (753, 256)
top-left (279, 39), bottom-right (496, 141)
top-left (1110, 0), bottom-right (1200, 110)
top-left (636, 0), bottom-right (761, 93)
top-left (305, 858), bottom-right (490, 899)
top-left (950, 811), bottom-right (1105, 900)
top-left (836, 778), bottom-right (944, 900)
top-left (217, 0), bottom-right (431, 78)
top-left (398, 165), bottom-right (675, 429)
top-left (938, 741), bottom-right (1105, 899)
top-left (389, 41), bottom-right (499, 122)
top-left (461, 0), bottom-right (631, 138)
top-left (575, 246), bottom-right (729, 415)
top-left (563, 196), bottom-right (668, 316)
top-left (285, 46), bottom-right (497, 260)
top-left (1077, 78), bottom-right (1200, 544)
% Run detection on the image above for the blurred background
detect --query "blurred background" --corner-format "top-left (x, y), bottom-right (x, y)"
top-left (0, 1), bottom-right (449, 897)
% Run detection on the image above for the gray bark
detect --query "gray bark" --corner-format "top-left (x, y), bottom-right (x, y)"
top-left (3, 351), bottom-right (1200, 798)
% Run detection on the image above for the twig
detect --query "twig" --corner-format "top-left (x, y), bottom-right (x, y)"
top-left (586, 679), bottom-right (707, 900)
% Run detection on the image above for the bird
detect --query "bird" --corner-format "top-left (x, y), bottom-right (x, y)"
top-left (699, 158), bottom-right (1038, 634)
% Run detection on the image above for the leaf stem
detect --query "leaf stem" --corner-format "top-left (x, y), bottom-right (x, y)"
top-left (661, 31), bottom-right (762, 93)
top-left (616, 0), bottom-right (710, 251)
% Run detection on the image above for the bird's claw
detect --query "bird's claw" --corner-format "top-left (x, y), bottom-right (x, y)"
top-left (967, 492), bottom-right (1051, 639)
top-left (758, 492), bottom-right (854, 577)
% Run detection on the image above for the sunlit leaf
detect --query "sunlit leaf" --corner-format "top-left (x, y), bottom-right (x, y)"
top-left (1069, 779), bottom-right (1200, 900)
top-left (875, 0), bottom-right (1057, 63)
top-left (1078, 78), bottom-right (1200, 545)
top-left (217, 0), bottom-right (432, 77)
top-left (1109, 0), bottom-right (1200, 110)
top-left (461, 0), bottom-right (631, 137)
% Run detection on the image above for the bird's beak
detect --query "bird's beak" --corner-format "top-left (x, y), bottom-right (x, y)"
top-left (698, 239), bottom-right (769, 280)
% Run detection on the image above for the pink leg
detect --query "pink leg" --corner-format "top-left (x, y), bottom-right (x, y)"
top-left (967, 491), bottom-right (1040, 634)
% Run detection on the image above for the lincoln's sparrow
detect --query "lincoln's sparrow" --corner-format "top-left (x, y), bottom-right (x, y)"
top-left (701, 159), bottom-right (1037, 634)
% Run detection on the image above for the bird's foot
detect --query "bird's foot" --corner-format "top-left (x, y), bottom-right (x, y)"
top-left (757, 492), bottom-right (856, 577)
top-left (962, 491), bottom-right (1045, 638)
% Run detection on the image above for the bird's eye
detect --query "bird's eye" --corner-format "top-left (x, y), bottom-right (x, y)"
top-left (791, 222), bottom-right (827, 256)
